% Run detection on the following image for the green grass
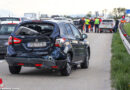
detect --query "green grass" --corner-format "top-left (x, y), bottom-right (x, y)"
top-left (111, 31), bottom-right (130, 90)
top-left (124, 23), bottom-right (130, 36)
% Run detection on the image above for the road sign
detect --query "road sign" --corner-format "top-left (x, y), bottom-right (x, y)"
top-left (126, 9), bottom-right (130, 14)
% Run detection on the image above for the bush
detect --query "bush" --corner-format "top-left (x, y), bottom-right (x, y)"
top-left (123, 23), bottom-right (130, 36)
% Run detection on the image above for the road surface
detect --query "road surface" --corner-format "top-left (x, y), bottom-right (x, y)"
top-left (0, 33), bottom-right (113, 90)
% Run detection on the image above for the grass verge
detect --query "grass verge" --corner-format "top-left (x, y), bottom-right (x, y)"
top-left (111, 31), bottom-right (130, 90)
top-left (123, 23), bottom-right (130, 36)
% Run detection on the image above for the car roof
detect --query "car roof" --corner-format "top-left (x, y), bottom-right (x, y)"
top-left (20, 19), bottom-right (70, 25)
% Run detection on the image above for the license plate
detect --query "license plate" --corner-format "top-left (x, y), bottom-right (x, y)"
top-left (27, 42), bottom-right (46, 47)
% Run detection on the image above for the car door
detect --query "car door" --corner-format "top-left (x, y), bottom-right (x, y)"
top-left (69, 24), bottom-right (85, 61)
top-left (64, 23), bottom-right (79, 62)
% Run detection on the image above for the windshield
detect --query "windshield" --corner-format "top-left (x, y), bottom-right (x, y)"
top-left (15, 23), bottom-right (54, 36)
top-left (0, 18), bottom-right (20, 21)
top-left (0, 24), bottom-right (17, 35)
top-left (102, 20), bottom-right (113, 23)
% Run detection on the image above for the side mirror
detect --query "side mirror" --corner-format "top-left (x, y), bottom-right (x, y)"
top-left (82, 34), bottom-right (88, 39)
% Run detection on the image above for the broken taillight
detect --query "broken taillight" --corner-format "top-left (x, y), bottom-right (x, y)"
top-left (55, 38), bottom-right (66, 47)
top-left (8, 36), bottom-right (22, 45)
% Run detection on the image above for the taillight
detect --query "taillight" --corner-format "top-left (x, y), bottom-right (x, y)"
top-left (51, 66), bottom-right (58, 69)
top-left (55, 38), bottom-right (66, 47)
top-left (8, 36), bottom-right (22, 45)
top-left (18, 63), bottom-right (24, 66)
top-left (35, 64), bottom-right (42, 67)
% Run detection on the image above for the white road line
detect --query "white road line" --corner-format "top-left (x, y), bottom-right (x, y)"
top-left (0, 60), bottom-right (5, 63)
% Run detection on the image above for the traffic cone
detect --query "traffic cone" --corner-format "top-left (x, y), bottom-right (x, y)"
top-left (0, 78), bottom-right (4, 88)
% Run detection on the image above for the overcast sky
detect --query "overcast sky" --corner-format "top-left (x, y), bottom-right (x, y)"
top-left (0, 0), bottom-right (130, 16)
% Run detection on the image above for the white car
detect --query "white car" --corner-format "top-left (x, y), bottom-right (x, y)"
top-left (53, 17), bottom-right (73, 24)
top-left (99, 19), bottom-right (115, 33)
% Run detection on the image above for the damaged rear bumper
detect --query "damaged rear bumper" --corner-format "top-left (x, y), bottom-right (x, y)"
top-left (5, 57), bottom-right (67, 70)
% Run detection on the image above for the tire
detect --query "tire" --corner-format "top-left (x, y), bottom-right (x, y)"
top-left (60, 54), bottom-right (72, 76)
top-left (9, 65), bottom-right (21, 74)
top-left (0, 54), bottom-right (5, 59)
top-left (72, 64), bottom-right (77, 70)
top-left (81, 48), bottom-right (89, 69)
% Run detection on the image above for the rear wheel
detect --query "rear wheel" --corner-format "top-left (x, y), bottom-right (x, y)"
top-left (0, 54), bottom-right (5, 59)
top-left (60, 54), bottom-right (72, 76)
top-left (81, 48), bottom-right (89, 69)
top-left (9, 65), bottom-right (21, 74)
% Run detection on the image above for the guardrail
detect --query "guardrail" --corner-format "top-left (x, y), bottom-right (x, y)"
top-left (119, 23), bottom-right (130, 54)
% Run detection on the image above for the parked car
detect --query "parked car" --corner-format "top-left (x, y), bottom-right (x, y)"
top-left (5, 20), bottom-right (90, 76)
top-left (53, 17), bottom-right (73, 24)
top-left (99, 19), bottom-right (115, 33)
top-left (0, 22), bottom-right (18, 59)
top-left (73, 19), bottom-right (80, 29)
top-left (0, 17), bottom-right (22, 22)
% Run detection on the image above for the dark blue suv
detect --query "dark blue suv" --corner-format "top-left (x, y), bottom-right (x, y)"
top-left (6, 20), bottom-right (90, 76)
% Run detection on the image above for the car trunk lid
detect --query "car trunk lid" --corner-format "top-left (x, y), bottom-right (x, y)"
top-left (9, 22), bottom-right (59, 57)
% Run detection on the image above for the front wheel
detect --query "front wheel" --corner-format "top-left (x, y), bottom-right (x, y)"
top-left (60, 54), bottom-right (72, 76)
top-left (81, 49), bottom-right (89, 69)
top-left (9, 65), bottom-right (21, 74)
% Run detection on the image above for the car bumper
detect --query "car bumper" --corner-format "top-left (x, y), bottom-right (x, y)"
top-left (5, 57), bottom-right (67, 70)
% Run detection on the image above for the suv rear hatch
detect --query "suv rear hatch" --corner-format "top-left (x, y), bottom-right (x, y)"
top-left (100, 20), bottom-right (114, 28)
top-left (9, 22), bottom-right (59, 57)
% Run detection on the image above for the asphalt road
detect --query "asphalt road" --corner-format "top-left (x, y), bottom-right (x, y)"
top-left (0, 33), bottom-right (113, 90)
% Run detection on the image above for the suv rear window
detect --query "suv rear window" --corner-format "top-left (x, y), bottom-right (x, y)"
top-left (102, 20), bottom-right (113, 23)
top-left (0, 24), bottom-right (17, 35)
top-left (15, 23), bottom-right (54, 36)
top-left (0, 18), bottom-right (20, 21)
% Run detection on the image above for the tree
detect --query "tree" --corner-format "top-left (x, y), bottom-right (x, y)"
top-left (86, 11), bottom-right (92, 18)
top-left (112, 7), bottom-right (126, 19)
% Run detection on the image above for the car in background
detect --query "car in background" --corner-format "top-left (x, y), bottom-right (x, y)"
top-left (0, 22), bottom-right (18, 59)
top-left (6, 20), bottom-right (90, 76)
top-left (99, 19), bottom-right (115, 33)
top-left (0, 17), bottom-right (21, 22)
top-left (53, 17), bottom-right (73, 24)
top-left (73, 19), bottom-right (80, 29)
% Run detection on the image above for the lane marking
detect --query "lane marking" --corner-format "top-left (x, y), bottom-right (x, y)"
top-left (0, 60), bottom-right (5, 63)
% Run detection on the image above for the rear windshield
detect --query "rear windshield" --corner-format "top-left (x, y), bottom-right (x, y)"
top-left (0, 18), bottom-right (20, 21)
top-left (102, 20), bottom-right (113, 23)
top-left (15, 23), bottom-right (54, 36)
top-left (0, 24), bottom-right (17, 35)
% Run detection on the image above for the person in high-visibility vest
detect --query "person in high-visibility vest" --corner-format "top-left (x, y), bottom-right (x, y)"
top-left (94, 18), bottom-right (100, 33)
top-left (85, 18), bottom-right (90, 32)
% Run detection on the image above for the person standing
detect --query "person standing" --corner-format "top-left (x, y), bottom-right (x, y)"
top-left (94, 18), bottom-right (100, 33)
top-left (85, 18), bottom-right (90, 33)
top-left (79, 18), bottom-right (85, 32)
top-left (90, 18), bottom-right (94, 32)
top-left (114, 19), bottom-right (119, 33)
